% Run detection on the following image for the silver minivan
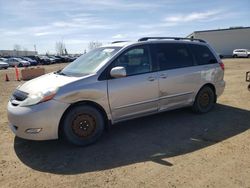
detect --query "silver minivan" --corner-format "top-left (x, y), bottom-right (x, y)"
top-left (7, 37), bottom-right (225, 146)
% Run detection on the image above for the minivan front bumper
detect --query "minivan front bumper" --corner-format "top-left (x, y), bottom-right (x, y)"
top-left (7, 100), bottom-right (69, 140)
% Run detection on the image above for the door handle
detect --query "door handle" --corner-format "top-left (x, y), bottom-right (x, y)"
top-left (147, 76), bottom-right (155, 81)
top-left (159, 74), bottom-right (167, 79)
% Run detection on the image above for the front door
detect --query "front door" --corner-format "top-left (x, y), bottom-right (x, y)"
top-left (107, 45), bottom-right (159, 122)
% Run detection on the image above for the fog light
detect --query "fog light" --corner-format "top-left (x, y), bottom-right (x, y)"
top-left (25, 128), bottom-right (42, 134)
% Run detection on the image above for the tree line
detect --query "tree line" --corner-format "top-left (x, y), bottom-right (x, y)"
top-left (13, 41), bottom-right (103, 55)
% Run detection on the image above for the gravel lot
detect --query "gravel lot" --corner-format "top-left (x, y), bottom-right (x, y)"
top-left (0, 59), bottom-right (250, 188)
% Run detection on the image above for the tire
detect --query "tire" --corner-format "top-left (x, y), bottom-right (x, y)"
top-left (192, 86), bottom-right (215, 113)
top-left (62, 105), bottom-right (105, 146)
top-left (233, 54), bottom-right (237, 58)
top-left (18, 63), bottom-right (23, 67)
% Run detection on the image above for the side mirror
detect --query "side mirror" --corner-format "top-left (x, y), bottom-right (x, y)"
top-left (110, 66), bottom-right (126, 78)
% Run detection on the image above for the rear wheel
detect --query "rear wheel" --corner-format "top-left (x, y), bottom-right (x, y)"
top-left (233, 54), bottom-right (237, 58)
top-left (18, 63), bottom-right (23, 67)
top-left (62, 105), bottom-right (105, 146)
top-left (193, 86), bottom-right (215, 113)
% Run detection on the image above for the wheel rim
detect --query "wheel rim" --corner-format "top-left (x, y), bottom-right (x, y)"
top-left (71, 114), bottom-right (96, 138)
top-left (199, 92), bottom-right (210, 107)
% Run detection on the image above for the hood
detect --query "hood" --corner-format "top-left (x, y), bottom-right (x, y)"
top-left (18, 72), bottom-right (85, 94)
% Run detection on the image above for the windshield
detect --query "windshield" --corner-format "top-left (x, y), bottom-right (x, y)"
top-left (61, 47), bottom-right (121, 76)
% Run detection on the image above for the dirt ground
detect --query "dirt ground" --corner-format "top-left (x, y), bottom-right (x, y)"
top-left (0, 59), bottom-right (250, 188)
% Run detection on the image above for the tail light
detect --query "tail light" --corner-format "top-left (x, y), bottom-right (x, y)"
top-left (219, 61), bottom-right (224, 71)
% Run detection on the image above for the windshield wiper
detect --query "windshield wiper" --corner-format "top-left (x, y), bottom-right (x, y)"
top-left (55, 70), bottom-right (67, 76)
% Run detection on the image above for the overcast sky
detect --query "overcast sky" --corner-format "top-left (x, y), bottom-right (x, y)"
top-left (0, 0), bottom-right (249, 54)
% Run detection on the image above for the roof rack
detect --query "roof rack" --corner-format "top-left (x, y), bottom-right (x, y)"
top-left (138, 37), bottom-right (206, 43)
top-left (112, 41), bottom-right (129, 44)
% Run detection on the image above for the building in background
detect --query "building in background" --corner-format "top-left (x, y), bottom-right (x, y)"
top-left (187, 27), bottom-right (250, 57)
top-left (0, 50), bottom-right (37, 57)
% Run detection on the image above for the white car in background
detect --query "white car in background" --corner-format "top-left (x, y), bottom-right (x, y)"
top-left (232, 49), bottom-right (250, 58)
top-left (6, 58), bottom-right (30, 67)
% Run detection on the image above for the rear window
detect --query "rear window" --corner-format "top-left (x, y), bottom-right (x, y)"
top-left (189, 44), bottom-right (217, 65)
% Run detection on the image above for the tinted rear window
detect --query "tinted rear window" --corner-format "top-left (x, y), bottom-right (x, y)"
top-left (152, 43), bottom-right (194, 71)
top-left (189, 44), bottom-right (217, 65)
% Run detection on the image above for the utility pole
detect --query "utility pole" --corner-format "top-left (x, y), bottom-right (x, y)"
top-left (34, 44), bottom-right (37, 53)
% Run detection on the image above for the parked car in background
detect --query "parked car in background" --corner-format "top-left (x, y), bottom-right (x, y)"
top-left (7, 37), bottom-right (225, 146)
top-left (0, 60), bottom-right (9, 69)
top-left (26, 56), bottom-right (49, 65)
top-left (39, 56), bottom-right (53, 65)
top-left (55, 55), bottom-right (72, 63)
top-left (232, 49), bottom-right (250, 58)
top-left (21, 57), bottom-right (38, 66)
top-left (68, 55), bottom-right (77, 62)
top-left (0, 57), bottom-right (8, 62)
top-left (54, 55), bottom-right (68, 63)
top-left (48, 56), bottom-right (61, 63)
top-left (39, 56), bottom-right (55, 64)
top-left (6, 57), bottom-right (30, 67)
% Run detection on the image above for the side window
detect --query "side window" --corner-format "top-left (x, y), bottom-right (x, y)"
top-left (152, 43), bottom-right (194, 71)
top-left (113, 46), bottom-right (152, 76)
top-left (189, 44), bottom-right (217, 65)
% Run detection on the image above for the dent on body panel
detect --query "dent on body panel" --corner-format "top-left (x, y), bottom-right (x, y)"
top-left (55, 81), bottom-right (112, 120)
top-left (214, 67), bottom-right (224, 82)
top-left (201, 66), bottom-right (216, 83)
top-left (201, 69), bottom-right (212, 81)
top-left (55, 78), bottom-right (109, 108)
top-left (59, 89), bottom-right (106, 103)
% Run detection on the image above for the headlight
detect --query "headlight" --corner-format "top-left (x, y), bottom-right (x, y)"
top-left (20, 87), bottom-right (58, 107)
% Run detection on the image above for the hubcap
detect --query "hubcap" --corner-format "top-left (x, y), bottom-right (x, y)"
top-left (71, 114), bottom-right (96, 138)
top-left (200, 92), bottom-right (210, 107)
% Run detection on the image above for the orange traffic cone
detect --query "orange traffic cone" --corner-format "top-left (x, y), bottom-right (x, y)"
top-left (5, 74), bottom-right (9, 82)
top-left (15, 65), bottom-right (20, 81)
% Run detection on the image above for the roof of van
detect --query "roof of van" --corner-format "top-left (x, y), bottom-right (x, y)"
top-left (104, 37), bottom-right (207, 48)
top-left (103, 42), bottom-right (133, 48)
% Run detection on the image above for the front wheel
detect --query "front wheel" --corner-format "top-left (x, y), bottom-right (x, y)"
top-left (192, 86), bottom-right (215, 113)
top-left (62, 105), bottom-right (105, 146)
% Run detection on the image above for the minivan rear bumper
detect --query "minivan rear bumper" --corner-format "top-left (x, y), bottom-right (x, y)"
top-left (7, 100), bottom-right (69, 140)
top-left (215, 80), bottom-right (226, 97)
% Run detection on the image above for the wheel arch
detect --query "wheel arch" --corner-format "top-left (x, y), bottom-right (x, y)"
top-left (196, 83), bottom-right (217, 103)
top-left (58, 100), bottom-right (110, 138)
